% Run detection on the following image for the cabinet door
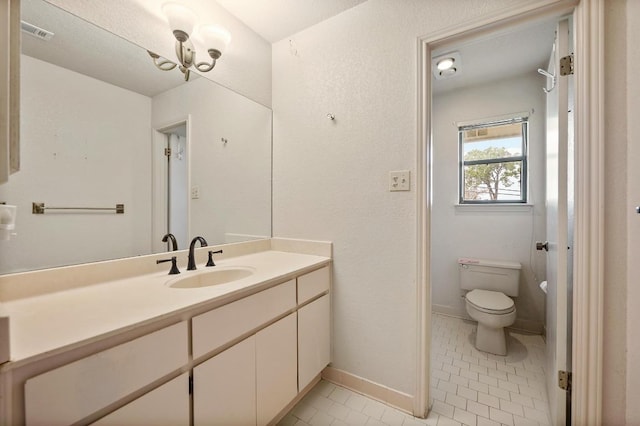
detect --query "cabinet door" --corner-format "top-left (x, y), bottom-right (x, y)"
top-left (256, 313), bottom-right (297, 426)
top-left (92, 374), bottom-right (189, 426)
top-left (193, 336), bottom-right (256, 426)
top-left (192, 280), bottom-right (296, 359)
top-left (298, 294), bottom-right (331, 390)
top-left (25, 322), bottom-right (188, 426)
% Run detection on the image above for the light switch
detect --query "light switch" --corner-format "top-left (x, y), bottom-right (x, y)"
top-left (389, 171), bottom-right (410, 191)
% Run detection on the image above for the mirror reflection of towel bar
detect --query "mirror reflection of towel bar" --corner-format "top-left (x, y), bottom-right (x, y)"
top-left (32, 202), bottom-right (124, 214)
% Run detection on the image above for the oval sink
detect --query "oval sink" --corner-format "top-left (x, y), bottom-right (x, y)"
top-left (167, 267), bottom-right (255, 289)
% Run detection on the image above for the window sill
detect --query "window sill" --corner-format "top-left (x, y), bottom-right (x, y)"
top-left (454, 203), bottom-right (534, 213)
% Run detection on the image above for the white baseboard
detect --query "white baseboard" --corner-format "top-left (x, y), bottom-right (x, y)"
top-left (432, 304), bottom-right (544, 334)
top-left (321, 367), bottom-right (413, 414)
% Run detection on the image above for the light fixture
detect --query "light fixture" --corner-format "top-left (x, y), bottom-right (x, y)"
top-left (432, 51), bottom-right (461, 80)
top-left (436, 57), bottom-right (455, 71)
top-left (148, 2), bottom-right (231, 81)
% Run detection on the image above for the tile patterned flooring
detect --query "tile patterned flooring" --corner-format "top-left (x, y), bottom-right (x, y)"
top-left (281, 314), bottom-right (550, 426)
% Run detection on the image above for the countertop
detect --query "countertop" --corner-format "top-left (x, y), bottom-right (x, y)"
top-left (0, 249), bottom-right (330, 368)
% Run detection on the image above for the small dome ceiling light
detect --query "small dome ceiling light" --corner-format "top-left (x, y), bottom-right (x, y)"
top-left (436, 57), bottom-right (455, 71)
top-left (432, 51), bottom-right (461, 80)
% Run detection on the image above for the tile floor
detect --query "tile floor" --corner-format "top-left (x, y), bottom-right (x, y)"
top-left (281, 313), bottom-right (550, 426)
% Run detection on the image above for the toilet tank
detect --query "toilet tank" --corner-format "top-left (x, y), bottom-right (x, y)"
top-left (458, 258), bottom-right (521, 297)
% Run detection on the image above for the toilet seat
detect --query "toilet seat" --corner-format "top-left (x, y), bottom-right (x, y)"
top-left (466, 289), bottom-right (515, 314)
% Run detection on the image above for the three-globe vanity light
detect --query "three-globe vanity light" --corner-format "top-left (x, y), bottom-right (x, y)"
top-left (148, 2), bottom-right (231, 81)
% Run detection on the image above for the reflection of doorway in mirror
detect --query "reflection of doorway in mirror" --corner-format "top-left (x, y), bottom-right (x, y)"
top-left (167, 128), bottom-right (188, 250)
top-left (152, 118), bottom-right (191, 254)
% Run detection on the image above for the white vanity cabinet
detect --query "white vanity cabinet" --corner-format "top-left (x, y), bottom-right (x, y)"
top-left (298, 294), bottom-right (331, 390)
top-left (92, 373), bottom-right (190, 426)
top-left (12, 262), bottom-right (331, 426)
top-left (296, 267), bottom-right (331, 391)
top-left (256, 313), bottom-right (298, 426)
top-left (193, 336), bottom-right (257, 425)
top-left (24, 322), bottom-right (189, 426)
top-left (192, 280), bottom-right (298, 425)
top-left (193, 313), bottom-right (298, 426)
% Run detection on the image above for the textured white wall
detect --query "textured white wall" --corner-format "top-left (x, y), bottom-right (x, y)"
top-left (272, 0), bottom-right (546, 396)
top-left (0, 55), bottom-right (152, 273)
top-left (625, 0), bottom-right (640, 422)
top-left (152, 77), bottom-right (272, 246)
top-left (603, 0), bottom-right (629, 423)
top-left (44, 0), bottom-right (272, 107)
top-left (431, 73), bottom-right (547, 333)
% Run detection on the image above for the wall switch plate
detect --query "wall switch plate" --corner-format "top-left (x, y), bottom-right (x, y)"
top-left (191, 185), bottom-right (200, 199)
top-left (389, 170), bottom-right (410, 191)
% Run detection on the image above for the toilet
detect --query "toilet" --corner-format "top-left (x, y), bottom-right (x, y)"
top-left (458, 257), bottom-right (521, 356)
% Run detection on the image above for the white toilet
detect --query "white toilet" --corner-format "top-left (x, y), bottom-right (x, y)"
top-left (458, 258), bottom-right (521, 356)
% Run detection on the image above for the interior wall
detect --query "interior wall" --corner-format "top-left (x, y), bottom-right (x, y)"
top-left (431, 73), bottom-right (547, 333)
top-left (0, 55), bottom-right (152, 273)
top-left (152, 77), bottom-right (272, 246)
top-left (272, 0), bottom-right (555, 396)
top-left (624, 0), bottom-right (640, 422)
top-left (44, 0), bottom-right (273, 107)
top-left (602, 0), bottom-right (629, 423)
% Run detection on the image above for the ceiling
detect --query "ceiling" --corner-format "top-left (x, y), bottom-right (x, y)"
top-left (432, 18), bottom-right (559, 94)
top-left (22, 0), bottom-right (195, 97)
top-left (23, 0), bottom-right (560, 100)
top-left (214, 0), bottom-right (369, 43)
top-left (213, 0), bottom-right (559, 94)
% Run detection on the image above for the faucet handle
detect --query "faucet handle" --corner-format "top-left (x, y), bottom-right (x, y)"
top-left (157, 256), bottom-right (181, 275)
top-left (206, 250), bottom-right (223, 267)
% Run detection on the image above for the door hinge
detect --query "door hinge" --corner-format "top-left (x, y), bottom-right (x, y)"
top-left (164, 147), bottom-right (172, 157)
top-left (558, 370), bottom-right (572, 391)
top-left (188, 375), bottom-right (193, 395)
top-left (560, 54), bottom-right (574, 76)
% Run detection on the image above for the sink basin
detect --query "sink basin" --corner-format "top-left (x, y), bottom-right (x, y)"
top-left (167, 267), bottom-right (255, 289)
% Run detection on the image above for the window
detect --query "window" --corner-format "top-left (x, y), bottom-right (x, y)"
top-left (459, 118), bottom-right (528, 204)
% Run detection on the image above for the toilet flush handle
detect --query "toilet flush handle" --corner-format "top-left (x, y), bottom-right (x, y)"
top-left (536, 241), bottom-right (549, 252)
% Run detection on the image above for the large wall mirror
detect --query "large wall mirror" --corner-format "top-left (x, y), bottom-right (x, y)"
top-left (0, 0), bottom-right (272, 275)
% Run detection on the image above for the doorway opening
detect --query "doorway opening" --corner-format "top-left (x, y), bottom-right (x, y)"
top-left (152, 118), bottom-right (191, 253)
top-left (415, 2), bottom-right (605, 424)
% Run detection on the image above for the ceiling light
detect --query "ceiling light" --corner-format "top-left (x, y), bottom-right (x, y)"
top-left (147, 2), bottom-right (231, 81)
top-left (432, 51), bottom-right (462, 80)
top-left (436, 58), bottom-right (455, 71)
top-left (439, 68), bottom-right (457, 77)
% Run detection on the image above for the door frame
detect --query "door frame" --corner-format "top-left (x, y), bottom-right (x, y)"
top-left (151, 116), bottom-right (192, 253)
top-left (414, 0), bottom-right (604, 423)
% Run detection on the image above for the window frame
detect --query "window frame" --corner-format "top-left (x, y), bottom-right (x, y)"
top-left (458, 117), bottom-right (528, 204)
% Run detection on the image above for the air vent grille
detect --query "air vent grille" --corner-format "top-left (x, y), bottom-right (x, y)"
top-left (21, 21), bottom-right (55, 41)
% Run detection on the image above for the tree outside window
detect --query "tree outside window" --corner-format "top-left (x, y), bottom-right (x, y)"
top-left (459, 119), bottom-right (527, 203)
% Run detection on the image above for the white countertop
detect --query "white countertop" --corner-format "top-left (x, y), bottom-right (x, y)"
top-left (1, 250), bottom-right (330, 367)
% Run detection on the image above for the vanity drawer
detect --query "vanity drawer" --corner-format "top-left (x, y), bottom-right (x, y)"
top-left (192, 280), bottom-right (296, 359)
top-left (297, 266), bottom-right (330, 304)
top-left (25, 321), bottom-right (188, 426)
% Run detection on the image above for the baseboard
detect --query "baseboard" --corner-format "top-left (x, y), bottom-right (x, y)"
top-left (321, 367), bottom-right (413, 414)
top-left (432, 304), bottom-right (544, 335)
top-left (432, 304), bottom-right (461, 318)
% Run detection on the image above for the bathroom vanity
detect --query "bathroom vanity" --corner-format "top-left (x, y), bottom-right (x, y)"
top-left (0, 238), bottom-right (332, 425)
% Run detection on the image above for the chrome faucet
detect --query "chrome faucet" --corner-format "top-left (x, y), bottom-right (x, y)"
top-left (187, 236), bottom-right (208, 270)
top-left (162, 233), bottom-right (178, 251)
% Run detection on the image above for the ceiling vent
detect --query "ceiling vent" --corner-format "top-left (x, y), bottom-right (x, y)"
top-left (21, 21), bottom-right (55, 41)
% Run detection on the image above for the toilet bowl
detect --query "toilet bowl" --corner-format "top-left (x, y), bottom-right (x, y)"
top-left (465, 289), bottom-right (516, 356)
